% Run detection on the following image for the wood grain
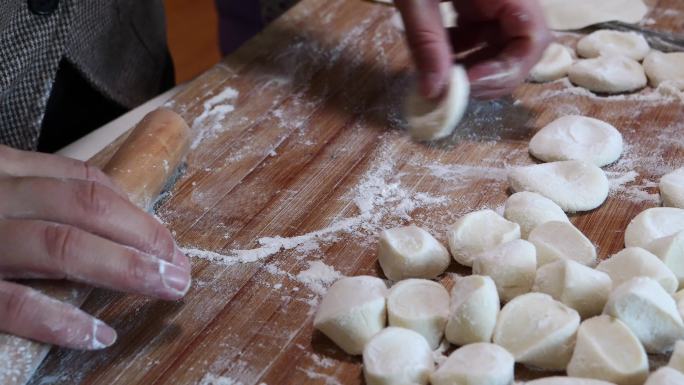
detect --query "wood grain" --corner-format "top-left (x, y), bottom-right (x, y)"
top-left (24, 0), bottom-right (684, 384)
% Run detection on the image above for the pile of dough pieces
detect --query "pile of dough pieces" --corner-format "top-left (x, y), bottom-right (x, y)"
top-left (529, 29), bottom-right (684, 94)
top-left (315, 116), bottom-right (684, 384)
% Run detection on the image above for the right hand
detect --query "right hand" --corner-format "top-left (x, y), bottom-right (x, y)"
top-left (0, 145), bottom-right (191, 350)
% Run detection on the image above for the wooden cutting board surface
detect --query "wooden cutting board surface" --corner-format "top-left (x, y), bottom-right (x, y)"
top-left (26, 0), bottom-right (684, 384)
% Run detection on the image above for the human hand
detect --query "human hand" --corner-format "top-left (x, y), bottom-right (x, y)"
top-left (395, 0), bottom-right (552, 99)
top-left (0, 145), bottom-right (191, 350)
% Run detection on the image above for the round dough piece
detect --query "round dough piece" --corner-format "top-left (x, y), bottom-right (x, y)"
top-left (493, 292), bottom-right (580, 370)
top-left (446, 209), bottom-right (520, 267)
top-left (645, 367), bottom-right (684, 385)
top-left (567, 315), bottom-right (648, 385)
top-left (643, 51), bottom-right (684, 87)
top-left (504, 191), bottom-right (569, 239)
top-left (430, 343), bottom-right (514, 385)
top-left (314, 276), bottom-right (388, 355)
top-left (603, 277), bottom-right (684, 354)
top-left (508, 160), bottom-right (609, 212)
top-left (363, 327), bottom-right (434, 385)
top-left (660, 167), bottom-right (684, 208)
top-left (533, 260), bottom-right (612, 319)
top-left (526, 378), bottom-right (618, 385)
top-left (472, 239), bottom-right (537, 302)
top-left (597, 247), bottom-right (678, 294)
top-left (646, 230), bottom-right (684, 290)
top-left (568, 56), bottom-right (647, 94)
top-left (445, 275), bottom-right (500, 346)
top-left (668, 340), bottom-right (684, 373)
top-left (624, 207), bottom-right (684, 249)
top-left (378, 225), bottom-right (450, 281)
top-left (529, 43), bottom-right (574, 82)
top-left (529, 115), bottom-right (623, 167)
top-left (528, 221), bottom-right (597, 267)
top-left (539, 0), bottom-right (648, 30)
top-left (576, 30), bottom-right (650, 61)
top-left (387, 279), bottom-right (450, 349)
top-left (404, 66), bottom-right (470, 141)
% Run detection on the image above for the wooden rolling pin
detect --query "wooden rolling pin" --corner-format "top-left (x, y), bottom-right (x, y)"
top-left (0, 108), bottom-right (191, 385)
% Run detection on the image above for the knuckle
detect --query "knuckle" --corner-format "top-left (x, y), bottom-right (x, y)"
top-left (82, 163), bottom-right (111, 186)
top-left (42, 224), bottom-right (79, 269)
top-left (75, 180), bottom-right (112, 217)
top-left (4, 286), bottom-right (32, 324)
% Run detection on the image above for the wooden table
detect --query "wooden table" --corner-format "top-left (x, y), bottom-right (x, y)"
top-left (25, 0), bottom-right (684, 383)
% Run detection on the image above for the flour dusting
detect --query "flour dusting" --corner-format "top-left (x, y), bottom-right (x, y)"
top-left (191, 87), bottom-right (239, 149)
top-left (295, 261), bottom-right (344, 296)
top-left (198, 373), bottom-right (243, 385)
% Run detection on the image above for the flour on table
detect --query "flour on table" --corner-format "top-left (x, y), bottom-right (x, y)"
top-left (198, 373), bottom-right (243, 385)
top-left (295, 261), bottom-right (344, 296)
top-left (191, 87), bottom-right (239, 149)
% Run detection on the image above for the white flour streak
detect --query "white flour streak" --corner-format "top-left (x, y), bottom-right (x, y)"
top-left (295, 261), bottom-right (343, 295)
top-left (191, 87), bottom-right (239, 149)
top-left (298, 368), bottom-right (342, 385)
top-left (198, 373), bottom-right (243, 385)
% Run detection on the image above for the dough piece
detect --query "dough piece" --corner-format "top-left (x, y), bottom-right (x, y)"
top-left (387, 279), bottom-right (449, 349)
top-left (472, 239), bottom-right (537, 302)
top-left (378, 225), bottom-right (450, 281)
top-left (504, 191), bottom-right (570, 239)
top-left (526, 378), bottom-right (617, 385)
top-left (446, 209), bottom-right (520, 267)
top-left (529, 221), bottom-right (597, 267)
top-left (643, 51), bottom-right (684, 87)
top-left (660, 167), bottom-right (684, 208)
top-left (528, 115), bottom-right (623, 167)
top-left (567, 315), bottom-right (648, 385)
top-left (576, 30), bottom-right (650, 61)
top-left (430, 343), bottom-right (514, 385)
top-left (314, 276), bottom-right (387, 355)
top-left (603, 277), bottom-right (684, 353)
top-left (493, 292), bottom-right (580, 370)
top-left (568, 56), bottom-right (647, 94)
top-left (539, 0), bottom-right (648, 30)
top-left (624, 207), bottom-right (684, 249)
top-left (445, 275), bottom-right (500, 346)
top-left (404, 66), bottom-right (470, 141)
top-left (668, 340), bottom-right (684, 373)
top-left (533, 260), bottom-right (612, 319)
top-left (363, 327), bottom-right (434, 385)
top-left (645, 231), bottom-right (684, 290)
top-left (529, 43), bottom-right (574, 82)
top-left (644, 367), bottom-right (684, 385)
top-left (508, 160), bottom-right (609, 212)
top-left (674, 289), bottom-right (684, 320)
top-left (597, 247), bottom-right (678, 294)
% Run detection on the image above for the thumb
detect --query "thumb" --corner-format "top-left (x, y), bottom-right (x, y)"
top-left (395, 0), bottom-right (452, 99)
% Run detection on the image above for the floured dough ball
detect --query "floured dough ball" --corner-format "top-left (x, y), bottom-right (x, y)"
top-left (446, 209), bottom-right (520, 267)
top-left (445, 275), bottom-right (499, 346)
top-left (669, 340), bottom-right (684, 373)
top-left (643, 51), bottom-right (684, 87)
top-left (363, 327), bottom-right (434, 385)
top-left (529, 43), bottom-right (574, 82)
top-left (597, 247), bottom-right (678, 294)
top-left (624, 207), bottom-right (684, 248)
top-left (644, 367), bottom-right (684, 385)
top-left (567, 315), bottom-right (648, 385)
top-left (529, 115), bottom-right (623, 167)
top-left (660, 167), bottom-right (684, 208)
top-left (378, 225), bottom-right (450, 281)
top-left (504, 192), bottom-right (569, 239)
top-left (508, 160), bottom-right (609, 212)
top-left (472, 239), bottom-right (537, 302)
top-left (314, 276), bottom-right (387, 355)
top-left (529, 221), bottom-right (597, 267)
top-left (646, 231), bottom-right (684, 289)
top-left (387, 279), bottom-right (449, 349)
top-left (568, 56), bottom-right (647, 94)
top-left (603, 277), bottom-right (684, 353)
top-left (576, 30), bottom-right (650, 61)
top-left (533, 260), bottom-right (612, 319)
top-left (430, 343), bottom-right (514, 385)
top-left (526, 378), bottom-right (617, 385)
top-left (493, 292), bottom-right (580, 370)
top-left (404, 66), bottom-right (470, 141)
top-left (539, 0), bottom-right (648, 30)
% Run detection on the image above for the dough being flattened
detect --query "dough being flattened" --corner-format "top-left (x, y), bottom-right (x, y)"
top-left (539, 0), bottom-right (648, 30)
top-left (404, 66), bottom-right (470, 141)
top-left (577, 30), bottom-right (650, 61)
top-left (569, 56), bottom-right (647, 94)
top-left (509, 160), bottom-right (609, 212)
top-left (529, 115), bottom-right (623, 167)
top-left (529, 43), bottom-right (574, 82)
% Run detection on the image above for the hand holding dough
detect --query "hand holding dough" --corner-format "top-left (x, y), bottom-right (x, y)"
top-left (577, 30), bottom-right (650, 61)
top-left (529, 221), bottom-right (597, 267)
top-left (504, 191), bottom-right (569, 239)
top-left (430, 343), bottom-right (514, 385)
top-left (446, 209), bottom-right (520, 267)
top-left (378, 225), bottom-right (450, 281)
top-left (363, 327), bottom-right (434, 385)
top-left (445, 275), bottom-right (500, 346)
top-left (472, 239), bottom-right (537, 302)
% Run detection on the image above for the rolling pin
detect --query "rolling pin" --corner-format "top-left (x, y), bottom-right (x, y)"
top-left (0, 108), bottom-right (191, 385)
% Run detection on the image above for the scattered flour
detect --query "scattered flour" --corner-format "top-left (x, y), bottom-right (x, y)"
top-left (191, 87), bottom-right (239, 149)
top-left (531, 78), bottom-right (681, 103)
top-left (198, 373), bottom-right (243, 385)
top-left (295, 261), bottom-right (344, 296)
top-left (298, 368), bottom-right (342, 385)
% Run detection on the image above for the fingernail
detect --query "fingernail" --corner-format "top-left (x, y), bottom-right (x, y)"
top-left (92, 320), bottom-right (117, 350)
top-left (421, 72), bottom-right (445, 100)
top-left (159, 260), bottom-right (191, 297)
top-left (173, 247), bottom-right (191, 271)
